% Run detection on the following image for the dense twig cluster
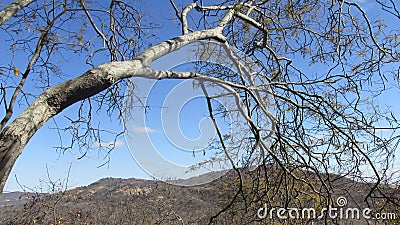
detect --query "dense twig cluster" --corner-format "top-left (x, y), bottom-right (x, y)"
top-left (0, 0), bottom-right (399, 224)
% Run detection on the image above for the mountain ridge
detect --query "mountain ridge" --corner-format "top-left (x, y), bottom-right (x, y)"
top-left (1, 167), bottom-right (399, 224)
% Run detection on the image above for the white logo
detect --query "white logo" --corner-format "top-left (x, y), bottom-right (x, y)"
top-left (257, 196), bottom-right (397, 221)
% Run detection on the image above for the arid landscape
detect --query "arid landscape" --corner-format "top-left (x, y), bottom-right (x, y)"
top-left (1, 167), bottom-right (399, 224)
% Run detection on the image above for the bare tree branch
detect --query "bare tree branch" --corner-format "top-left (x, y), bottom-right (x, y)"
top-left (0, 0), bottom-right (36, 26)
top-left (0, 24), bottom-right (232, 192)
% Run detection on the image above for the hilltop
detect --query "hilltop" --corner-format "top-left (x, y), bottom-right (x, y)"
top-left (1, 167), bottom-right (399, 224)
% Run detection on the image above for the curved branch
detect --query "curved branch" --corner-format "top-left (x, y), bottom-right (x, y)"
top-left (0, 27), bottom-right (230, 193)
top-left (182, 3), bottom-right (197, 35)
top-left (0, 0), bottom-right (36, 26)
top-left (344, 0), bottom-right (388, 54)
top-left (0, 8), bottom-right (66, 131)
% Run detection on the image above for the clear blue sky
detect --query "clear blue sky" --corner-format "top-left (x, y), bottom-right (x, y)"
top-left (2, 0), bottom-right (400, 192)
top-left (2, 0), bottom-right (234, 192)
top-left (2, 0), bottom-right (187, 192)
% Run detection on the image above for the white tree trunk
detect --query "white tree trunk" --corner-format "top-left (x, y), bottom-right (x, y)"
top-left (0, 0), bottom-right (36, 26)
top-left (0, 28), bottom-right (225, 193)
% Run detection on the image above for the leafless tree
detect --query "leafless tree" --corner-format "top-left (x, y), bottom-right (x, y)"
top-left (1, 0), bottom-right (400, 223)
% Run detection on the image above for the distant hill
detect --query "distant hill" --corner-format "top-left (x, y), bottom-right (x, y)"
top-left (0, 192), bottom-right (31, 207)
top-left (1, 167), bottom-right (399, 224)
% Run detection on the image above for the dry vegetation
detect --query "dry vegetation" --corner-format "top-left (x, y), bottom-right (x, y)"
top-left (1, 166), bottom-right (399, 224)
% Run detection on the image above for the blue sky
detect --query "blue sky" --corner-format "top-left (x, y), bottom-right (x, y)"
top-left (2, 0), bottom-right (187, 192)
top-left (2, 0), bottom-right (400, 192)
top-left (2, 0), bottom-right (236, 192)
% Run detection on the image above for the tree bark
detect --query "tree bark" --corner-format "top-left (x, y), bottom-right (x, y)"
top-left (0, 28), bottom-right (224, 193)
top-left (0, 0), bottom-right (36, 26)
